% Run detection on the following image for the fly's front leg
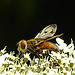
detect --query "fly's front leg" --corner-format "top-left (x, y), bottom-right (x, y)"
top-left (26, 49), bottom-right (34, 54)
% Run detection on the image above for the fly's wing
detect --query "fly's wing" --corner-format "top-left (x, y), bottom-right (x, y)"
top-left (34, 24), bottom-right (57, 40)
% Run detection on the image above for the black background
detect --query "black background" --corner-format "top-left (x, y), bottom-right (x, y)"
top-left (0, 0), bottom-right (75, 53)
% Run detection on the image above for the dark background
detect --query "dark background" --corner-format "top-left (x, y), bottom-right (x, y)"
top-left (0, 0), bottom-right (75, 53)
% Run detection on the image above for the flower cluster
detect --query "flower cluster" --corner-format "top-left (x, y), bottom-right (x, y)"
top-left (0, 38), bottom-right (75, 75)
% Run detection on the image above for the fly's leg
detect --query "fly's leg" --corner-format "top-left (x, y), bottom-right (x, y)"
top-left (26, 49), bottom-right (34, 54)
top-left (27, 49), bottom-right (41, 58)
top-left (39, 53), bottom-right (60, 66)
top-left (35, 52), bottom-right (41, 58)
top-left (27, 49), bottom-right (59, 65)
top-left (34, 49), bottom-right (43, 58)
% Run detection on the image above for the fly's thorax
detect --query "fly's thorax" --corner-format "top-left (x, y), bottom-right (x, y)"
top-left (27, 39), bottom-right (35, 44)
top-left (27, 39), bottom-right (41, 45)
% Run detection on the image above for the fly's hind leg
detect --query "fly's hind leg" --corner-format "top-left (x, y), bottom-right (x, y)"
top-left (39, 53), bottom-right (60, 66)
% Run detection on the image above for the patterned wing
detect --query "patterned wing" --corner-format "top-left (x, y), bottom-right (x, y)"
top-left (35, 24), bottom-right (57, 39)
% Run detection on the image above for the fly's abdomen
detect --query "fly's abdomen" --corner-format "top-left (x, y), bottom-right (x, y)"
top-left (39, 42), bottom-right (60, 53)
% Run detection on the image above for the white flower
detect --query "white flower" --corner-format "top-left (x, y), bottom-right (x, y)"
top-left (68, 39), bottom-right (74, 50)
top-left (63, 70), bottom-right (71, 75)
top-left (24, 53), bottom-right (31, 61)
top-left (56, 53), bottom-right (61, 59)
top-left (72, 71), bottom-right (75, 75)
top-left (35, 58), bottom-right (39, 63)
top-left (65, 64), bottom-right (70, 71)
top-left (51, 51), bottom-right (61, 59)
top-left (69, 56), bottom-right (73, 61)
top-left (64, 47), bottom-right (69, 53)
top-left (68, 43), bottom-right (74, 56)
top-left (56, 38), bottom-right (67, 50)
top-left (41, 71), bottom-right (48, 75)
top-left (47, 69), bottom-right (57, 75)
top-left (61, 53), bottom-right (67, 58)
top-left (56, 38), bottom-right (64, 44)
top-left (9, 55), bottom-right (17, 60)
top-left (73, 50), bottom-right (75, 58)
top-left (0, 53), bottom-right (9, 66)
top-left (61, 58), bottom-right (69, 65)
top-left (27, 70), bottom-right (35, 75)
top-left (0, 46), bottom-right (7, 56)
top-left (45, 61), bottom-right (50, 67)
top-left (70, 57), bottom-right (75, 63)
top-left (14, 71), bottom-right (20, 75)
top-left (1, 71), bottom-right (14, 75)
top-left (73, 65), bottom-right (75, 70)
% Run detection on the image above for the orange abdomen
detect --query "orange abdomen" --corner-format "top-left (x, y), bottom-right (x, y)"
top-left (38, 42), bottom-right (60, 53)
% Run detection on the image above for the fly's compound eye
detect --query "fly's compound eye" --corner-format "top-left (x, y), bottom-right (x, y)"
top-left (20, 40), bottom-right (27, 49)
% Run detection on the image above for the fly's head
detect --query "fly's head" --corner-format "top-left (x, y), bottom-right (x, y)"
top-left (17, 40), bottom-right (27, 54)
